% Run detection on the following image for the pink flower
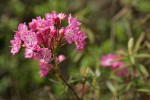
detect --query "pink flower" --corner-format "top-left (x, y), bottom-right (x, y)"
top-left (68, 14), bottom-right (81, 27)
top-left (101, 54), bottom-right (116, 67)
top-left (58, 12), bottom-right (66, 20)
top-left (64, 14), bottom-right (86, 50)
top-left (11, 11), bottom-right (86, 77)
top-left (40, 68), bottom-right (49, 77)
top-left (23, 31), bottom-right (37, 48)
top-left (112, 61), bottom-right (125, 68)
top-left (17, 23), bottom-right (28, 41)
top-left (50, 25), bottom-right (57, 37)
top-left (39, 59), bottom-right (52, 77)
top-left (64, 26), bottom-right (79, 43)
top-left (58, 54), bottom-right (66, 62)
top-left (45, 11), bottom-right (60, 24)
top-left (59, 27), bottom-right (65, 35)
top-left (116, 67), bottom-right (128, 76)
top-left (10, 37), bottom-right (21, 55)
top-left (24, 45), bottom-right (40, 59)
top-left (28, 19), bottom-right (37, 31)
top-left (101, 53), bottom-right (128, 76)
top-left (37, 48), bottom-right (52, 62)
top-left (76, 31), bottom-right (86, 42)
top-left (29, 17), bottom-right (48, 31)
top-left (18, 22), bottom-right (28, 31)
top-left (56, 54), bottom-right (66, 63)
top-left (25, 48), bottom-right (34, 58)
top-left (75, 41), bottom-right (85, 50)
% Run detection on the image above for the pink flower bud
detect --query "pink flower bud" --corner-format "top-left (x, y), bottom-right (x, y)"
top-left (55, 54), bottom-right (66, 63)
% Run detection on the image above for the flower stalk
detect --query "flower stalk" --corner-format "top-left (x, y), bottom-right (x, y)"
top-left (58, 73), bottom-right (81, 100)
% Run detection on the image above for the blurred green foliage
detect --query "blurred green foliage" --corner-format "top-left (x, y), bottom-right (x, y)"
top-left (0, 0), bottom-right (150, 100)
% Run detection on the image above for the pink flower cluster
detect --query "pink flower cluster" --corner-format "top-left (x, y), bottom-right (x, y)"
top-left (101, 53), bottom-right (128, 76)
top-left (10, 11), bottom-right (86, 77)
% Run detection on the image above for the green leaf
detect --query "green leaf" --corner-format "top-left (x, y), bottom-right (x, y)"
top-left (95, 68), bottom-right (101, 77)
top-left (106, 81), bottom-right (117, 94)
top-left (126, 82), bottom-right (133, 91)
top-left (130, 56), bottom-right (135, 65)
top-left (49, 79), bottom-right (61, 85)
top-left (138, 64), bottom-right (149, 77)
top-left (115, 21), bottom-right (126, 42)
top-left (58, 88), bottom-right (66, 97)
top-left (85, 28), bottom-right (95, 43)
top-left (128, 38), bottom-right (134, 55)
top-left (137, 1), bottom-right (150, 12)
top-left (72, 51), bottom-right (83, 62)
top-left (89, 69), bottom-right (95, 77)
top-left (135, 54), bottom-right (150, 58)
top-left (134, 33), bottom-right (145, 52)
top-left (138, 89), bottom-right (150, 94)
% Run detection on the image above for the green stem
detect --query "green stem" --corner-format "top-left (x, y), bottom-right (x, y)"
top-left (81, 80), bottom-right (86, 99)
top-left (59, 73), bottom-right (81, 100)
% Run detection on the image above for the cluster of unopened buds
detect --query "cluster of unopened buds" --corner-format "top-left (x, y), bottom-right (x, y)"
top-left (10, 11), bottom-right (86, 77)
top-left (101, 53), bottom-right (128, 76)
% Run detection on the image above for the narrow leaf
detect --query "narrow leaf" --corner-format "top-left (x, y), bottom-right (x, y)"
top-left (138, 64), bottom-right (149, 77)
top-left (128, 38), bottom-right (134, 55)
top-left (138, 89), bottom-right (150, 94)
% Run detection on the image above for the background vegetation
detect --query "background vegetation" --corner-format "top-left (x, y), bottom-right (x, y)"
top-left (0, 0), bottom-right (150, 100)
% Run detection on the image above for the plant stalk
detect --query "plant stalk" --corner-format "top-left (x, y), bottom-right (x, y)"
top-left (59, 74), bottom-right (81, 100)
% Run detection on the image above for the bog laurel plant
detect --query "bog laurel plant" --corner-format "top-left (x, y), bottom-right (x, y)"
top-left (10, 11), bottom-right (86, 100)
